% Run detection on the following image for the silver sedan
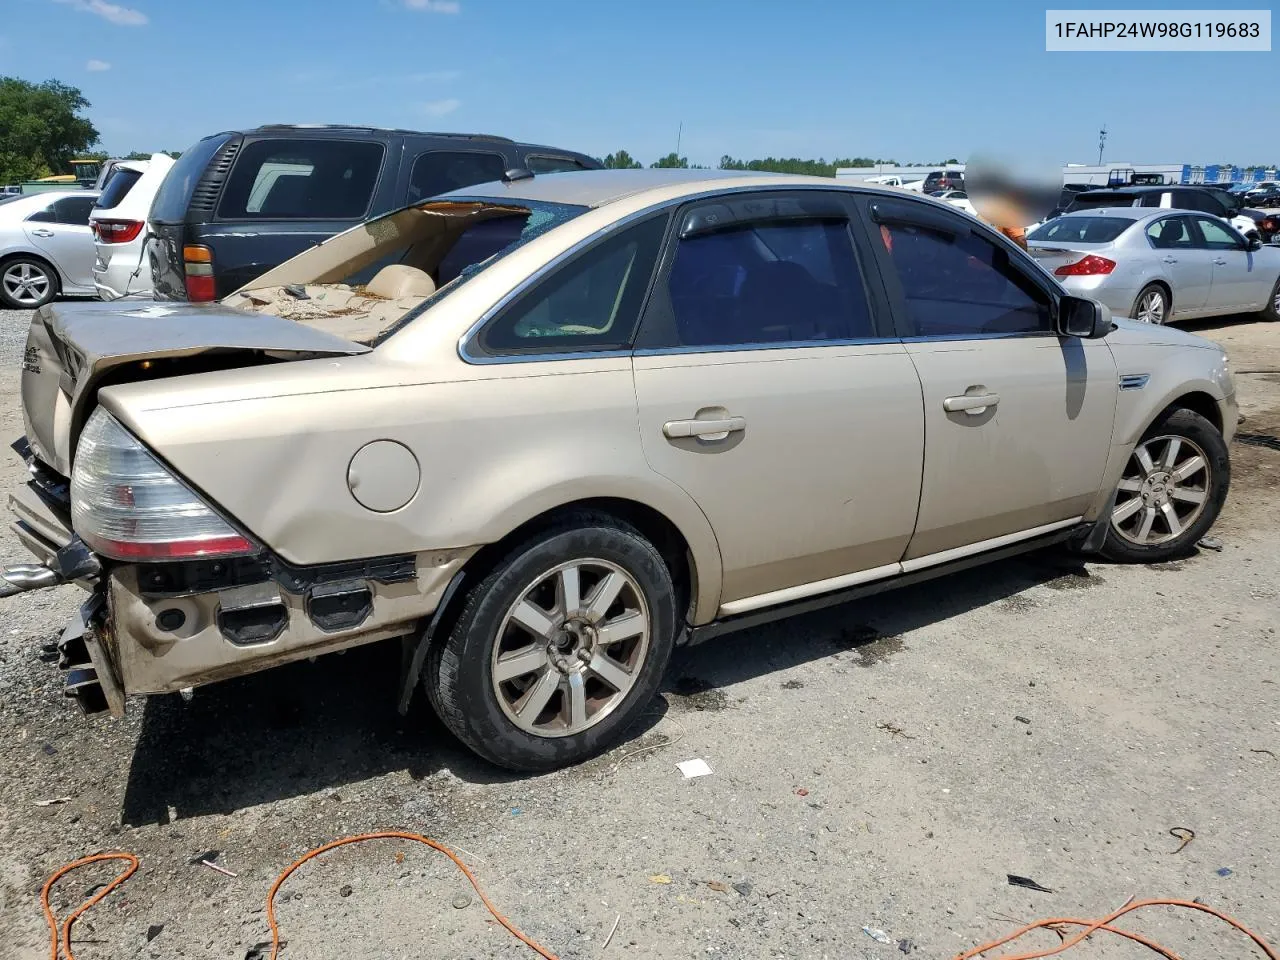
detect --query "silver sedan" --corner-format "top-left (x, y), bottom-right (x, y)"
top-left (1027, 207), bottom-right (1280, 324)
top-left (0, 191), bottom-right (99, 309)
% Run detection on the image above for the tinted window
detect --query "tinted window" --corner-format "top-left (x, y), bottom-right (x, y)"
top-left (25, 205), bottom-right (55, 223)
top-left (663, 218), bottom-right (873, 347)
top-left (1028, 216), bottom-right (1133, 243)
top-left (95, 167), bottom-right (143, 211)
top-left (478, 216), bottom-right (666, 354)
top-left (408, 151), bottom-right (506, 203)
top-left (151, 135), bottom-right (232, 223)
top-left (1178, 190), bottom-right (1225, 216)
top-left (526, 155), bottom-right (586, 174)
top-left (1146, 216), bottom-right (1195, 249)
top-left (878, 222), bottom-right (1052, 336)
top-left (1194, 217), bottom-right (1243, 250)
top-left (52, 195), bottom-right (97, 225)
top-left (219, 139), bottom-right (384, 219)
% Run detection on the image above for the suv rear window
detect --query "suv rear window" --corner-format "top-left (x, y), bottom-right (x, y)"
top-left (1067, 191), bottom-right (1137, 211)
top-left (150, 134), bottom-right (231, 224)
top-left (218, 139), bottom-right (384, 219)
top-left (95, 167), bottom-right (142, 211)
top-left (1028, 216), bottom-right (1133, 243)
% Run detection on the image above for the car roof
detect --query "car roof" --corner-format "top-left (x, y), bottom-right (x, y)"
top-left (437, 168), bottom-right (849, 208)
top-left (1053, 207), bottom-right (1179, 222)
top-left (0, 191), bottom-right (98, 216)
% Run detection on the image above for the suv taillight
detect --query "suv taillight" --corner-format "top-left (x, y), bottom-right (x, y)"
top-left (183, 244), bottom-right (216, 301)
top-left (71, 409), bottom-right (256, 561)
top-left (93, 219), bottom-right (144, 244)
top-left (1055, 255), bottom-right (1116, 276)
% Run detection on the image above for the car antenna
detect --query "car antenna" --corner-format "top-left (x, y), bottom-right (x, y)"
top-left (501, 168), bottom-right (534, 184)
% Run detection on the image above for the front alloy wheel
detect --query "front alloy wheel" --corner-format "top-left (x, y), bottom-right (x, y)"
top-left (1101, 407), bottom-right (1229, 563)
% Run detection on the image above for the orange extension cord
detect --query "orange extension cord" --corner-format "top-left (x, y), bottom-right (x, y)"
top-left (955, 897), bottom-right (1279, 960)
top-left (41, 832), bottom-right (558, 960)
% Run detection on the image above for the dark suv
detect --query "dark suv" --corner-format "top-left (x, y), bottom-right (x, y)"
top-left (1065, 185), bottom-right (1240, 218)
top-left (922, 169), bottom-right (965, 192)
top-left (147, 125), bottom-right (600, 300)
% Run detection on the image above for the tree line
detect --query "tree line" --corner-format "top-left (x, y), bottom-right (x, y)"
top-left (602, 149), bottom-right (961, 175)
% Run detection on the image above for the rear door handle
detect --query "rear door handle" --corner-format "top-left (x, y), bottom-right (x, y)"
top-left (30, 229), bottom-right (54, 238)
top-left (1161, 255), bottom-right (1178, 263)
top-left (943, 393), bottom-right (1000, 415)
top-left (663, 416), bottom-right (746, 439)
top-left (1212, 257), bottom-right (1228, 265)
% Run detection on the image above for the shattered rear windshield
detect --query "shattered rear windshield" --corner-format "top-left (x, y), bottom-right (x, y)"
top-left (374, 198), bottom-right (587, 343)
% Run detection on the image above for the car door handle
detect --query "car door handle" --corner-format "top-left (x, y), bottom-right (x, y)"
top-left (30, 229), bottom-right (54, 238)
top-left (1212, 257), bottom-right (1228, 265)
top-left (663, 416), bottom-right (746, 439)
top-left (943, 393), bottom-right (1000, 414)
top-left (1161, 255), bottom-right (1178, 263)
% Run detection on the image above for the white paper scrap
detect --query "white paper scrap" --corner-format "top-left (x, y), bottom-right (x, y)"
top-left (677, 758), bottom-right (712, 779)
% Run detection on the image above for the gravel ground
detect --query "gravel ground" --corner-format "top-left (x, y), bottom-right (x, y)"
top-left (1, 307), bottom-right (1278, 960)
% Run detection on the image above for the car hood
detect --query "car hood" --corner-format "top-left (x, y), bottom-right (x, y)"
top-left (1106, 316), bottom-right (1224, 350)
top-left (20, 299), bottom-right (369, 476)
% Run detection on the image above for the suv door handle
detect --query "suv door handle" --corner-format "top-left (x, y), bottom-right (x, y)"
top-left (943, 393), bottom-right (1000, 415)
top-left (663, 416), bottom-right (746, 439)
top-left (1161, 255), bottom-right (1178, 263)
top-left (30, 228), bottom-right (55, 238)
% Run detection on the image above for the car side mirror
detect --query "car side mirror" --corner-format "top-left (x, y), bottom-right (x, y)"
top-left (1246, 236), bottom-right (1262, 251)
top-left (1057, 295), bottom-right (1112, 338)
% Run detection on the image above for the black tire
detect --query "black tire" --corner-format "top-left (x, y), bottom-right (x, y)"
top-left (1131, 282), bottom-right (1170, 325)
top-left (0, 256), bottom-right (59, 309)
top-left (1100, 407), bottom-right (1229, 563)
top-left (1260, 275), bottom-right (1280, 322)
top-left (425, 513), bottom-right (678, 771)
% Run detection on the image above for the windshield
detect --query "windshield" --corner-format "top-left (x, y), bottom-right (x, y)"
top-left (1028, 216), bottom-right (1134, 243)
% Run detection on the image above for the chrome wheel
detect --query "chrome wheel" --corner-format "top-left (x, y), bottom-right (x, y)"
top-left (1111, 435), bottom-right (1210, 545)
top-left (1135, 288), bottom-right (1166, 324)
top-left (2, 261), bottom-right (53, 306)
top-left (490, 558), bottom-right (650, 738)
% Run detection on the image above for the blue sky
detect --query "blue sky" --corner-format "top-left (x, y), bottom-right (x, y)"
top-left (1, 0), bottom-right (1275, 165)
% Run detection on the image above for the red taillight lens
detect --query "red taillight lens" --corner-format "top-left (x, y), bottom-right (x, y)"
top-left (183, 244), bottom-right (216, 301)
top-left (94, 219), bottom-right (144, 244)
top-left (1263, 218), bottom-right (1277, 230)
top-left (1055, 255), bottom-right (1117, 276)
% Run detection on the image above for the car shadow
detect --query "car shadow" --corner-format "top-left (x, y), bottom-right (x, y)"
top-left (121, 548), bottom-right (1089, 824)
top-left (1175, 312), bottom-right (1260, 333)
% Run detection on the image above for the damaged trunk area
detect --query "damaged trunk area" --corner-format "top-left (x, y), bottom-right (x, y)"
top-left (222, 198), bottom-right (583, 344)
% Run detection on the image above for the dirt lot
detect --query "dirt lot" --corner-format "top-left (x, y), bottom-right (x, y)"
top-left (0, 310), bottom-right (1277, 960)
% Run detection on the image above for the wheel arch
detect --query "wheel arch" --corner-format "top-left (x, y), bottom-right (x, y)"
top-left (1135, 279), bottom-right (1172, 319)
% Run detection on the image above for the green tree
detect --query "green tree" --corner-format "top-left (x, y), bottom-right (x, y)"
top-left (0, 77), bottom-right (99, 184)
top-left (651, 152), bottom-right (689, 169)
top-left (601, 149), bottom-right (642, 169)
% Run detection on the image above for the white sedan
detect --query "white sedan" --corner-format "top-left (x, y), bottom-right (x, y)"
top-left (0, 191), bottom-right (99, 309)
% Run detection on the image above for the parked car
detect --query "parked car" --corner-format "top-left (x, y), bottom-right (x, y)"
top-left (146, 124), bottom-right (601, 302)
top-left (0, 191), bottom-right (99, 308)
top-left (89, 153), bottom-right (175, 299)
top-left (5, 170), bottom-right (1237, 770)
top-left (1065, 185), bottom-right (1260, 239)
top-left (1243, 184), bottom-right (1280, 208)
top-left (922, 169), bottom-right (965, 192)
top-left (1027, 208), bottom-right (1280, 325)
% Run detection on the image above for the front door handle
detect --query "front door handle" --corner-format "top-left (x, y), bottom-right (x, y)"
top-left (1161, 255), bottom-right (1178, 263)
top-left (30, 228), bottom-right (55, 238)
top-left (1212, 257), bottom-right (1228, 265)
top-left (663, 416), bottom-right (746, 440)
top-left (943, 393), bottom-right (1000, 415)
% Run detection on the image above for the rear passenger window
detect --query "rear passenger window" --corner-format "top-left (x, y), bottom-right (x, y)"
top-left (52, 196), bottom-right (97, 225)
top-left (1146, 216), bottom-right (1195, 248)
top-left (477, 216), bottom-right (667, 355)
top-left (525, 156), bottom-right (586, 174)
top-left (661, 219), bottom-right (873, 347)
top-left (218, 139), bottom-right (384, 219)
top-left (878, 222), bottom-right (1052, 336)
top-left (408, 151), bottom-right (506, 202)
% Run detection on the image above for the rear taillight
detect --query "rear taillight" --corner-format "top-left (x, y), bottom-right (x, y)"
top-left (93, 219), bottom-right (144, 244)
top-left (183, 244), bottom-right (216, 302)
top-left (1263, 218), bottom-right (1277, 231)
top-left (1055, 255), bottom-right (1117, 276)
top-left (71, 409), bottom-right (256, 561)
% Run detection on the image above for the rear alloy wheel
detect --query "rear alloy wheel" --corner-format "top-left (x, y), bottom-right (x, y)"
top-left (1260, 276), bottom-right (1280, 322)
top-left (1102, 407), bottom-right (1229, 563)
top-left (0, 257), bottom-right (58, 309)
top-left (1132, 283), bottom-right (1168, 324)
top-left (426, 515), bottom-right (678, 771)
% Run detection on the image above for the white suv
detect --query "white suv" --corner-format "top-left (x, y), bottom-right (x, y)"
top-left (89, 153), bottom-right (174, 299)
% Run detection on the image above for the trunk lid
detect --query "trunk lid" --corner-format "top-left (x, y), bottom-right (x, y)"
top-left (1025, 242), bottom-right (1112, 275)
top-left (21, 299), bottom-right (369, 477)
